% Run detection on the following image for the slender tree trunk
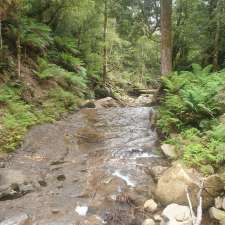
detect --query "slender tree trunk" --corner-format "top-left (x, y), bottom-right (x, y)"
top-left (213, 0), bottom-right (221, 71)
top-left (16, 34), bottom-right (21, 77)
top-left (103, 0), bottom-right (108, 82)
top-left (160, 0), bottom-right (172, 75)
top-left (0, 20), bottom-right (2, 49)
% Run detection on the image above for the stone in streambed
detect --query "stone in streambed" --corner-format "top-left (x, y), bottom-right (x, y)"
top-left (215, 196), bottom-right (223, 209)
top-left (0, 169), bottom-right (36, 200)
top-left (0, 213), bottom-right (30, 225)
top-left (155, 164), bottom-right (224, 208)
top-left (144, 199), bottom-right (158, 212)
top-left (142, 219), bottom-right (155, 225)
top-left (161, 144), bottom-right (177, 159)
top-left (209, 207), bottom-right (225, 222)
top-left (160, 204), bottom-right (192, 225)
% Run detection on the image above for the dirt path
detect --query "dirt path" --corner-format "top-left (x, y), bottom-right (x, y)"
top-left (0, 106), bottom-right (167, 225)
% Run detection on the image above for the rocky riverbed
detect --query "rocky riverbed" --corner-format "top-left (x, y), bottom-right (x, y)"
top-left (0, 97), bottom-right (224, 225)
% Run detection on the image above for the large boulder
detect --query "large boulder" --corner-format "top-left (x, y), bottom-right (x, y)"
top-left (160, 204), bottom-right (192, 225)
top-left (155, 164), bottom-right (224, 208)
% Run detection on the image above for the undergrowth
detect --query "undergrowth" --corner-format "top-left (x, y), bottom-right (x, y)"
top-left (0, 85), bottom-right (80, 153)
top-left (157, 64), bottom-right (225, 174)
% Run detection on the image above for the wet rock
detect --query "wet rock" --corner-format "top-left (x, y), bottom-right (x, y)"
top-left (94, 97), bottom-right (120, 108)
top-left (153, 214), bottom-right (162, 222)
top-left (126, 189), bottom-right (148, 206)
top-left (215, 196), bottom-right (223, 209)
top-left (0, 213), bottom-right (30, 225)
top-left (155, 164), bottom-right (224, 208)
top-left (142, 218), bottom-right (155, 225)
top-left (80, 100), bottom-right (96, 108)
top-left (38, 180), bottom-right (47, 187)
top-left (144, 199), bottom-right (158, 212)
top-left (161, 204), bottom-right (192, 225)
top-left (0, 162), bottom-right (5, 168)
top-left (222, 198), bottom-right (225, 210)
top-left (161, 144), bottom-right (177, 159)
top-left (209, 207), bottom-right (225, 222)
top-left (51, 209), bottom-right (60, 214)
top-left (135, 94), bottom-right (155, 106)
top-left (149, 166), bottom-right (168, 181)
top-left (56, 174), bottom-right (66, 181)
top-left (0, 169), bottom-right (35, 200)
top-left (203, 175), bottom-right (224, 208)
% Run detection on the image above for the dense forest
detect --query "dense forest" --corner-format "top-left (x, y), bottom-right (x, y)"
top-left (2, 1), bottom-right (225, 225)
top-left (1, 0), bottom-right (225, 172)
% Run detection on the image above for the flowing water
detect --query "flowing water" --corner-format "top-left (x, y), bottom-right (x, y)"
top-left (0, 106), bottom-right (167, 225)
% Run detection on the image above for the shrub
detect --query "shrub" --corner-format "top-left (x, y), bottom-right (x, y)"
top-left (158, 64), bottom-right (225, 171)
top-left (157, 64), bottom-right (225, 135)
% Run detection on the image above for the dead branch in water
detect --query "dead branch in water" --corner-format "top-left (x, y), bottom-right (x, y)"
top-left (186, 180), bottom-right (204, 225)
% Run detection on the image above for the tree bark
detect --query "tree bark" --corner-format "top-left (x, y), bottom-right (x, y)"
top-left (0, 20), bottom-right (2, 49)
top-left (213, 0), bottom-right (222, 71)
top-left (103, 0), bottom-right (108, 82)
top-left (160, 0), bottom-right (172, 75)
top-left (16, 34), bottom-right (21, 77)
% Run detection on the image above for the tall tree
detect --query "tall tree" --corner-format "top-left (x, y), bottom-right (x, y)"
top-left (103, 0), bottom-right (108, 82)
top-left (160, 0), bottom-right (172, 75)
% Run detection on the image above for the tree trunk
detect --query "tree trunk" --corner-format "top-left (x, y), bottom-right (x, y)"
top-left (16, 34), bottom-right (21, 77)
top-left (213, 0), bottom-right (222, 71)
top-left (0, 20), bottom-right (2, 49)
top-left (160, 0), bottom-right (172, 75)
top-left (103, 0), bottom-right (108, 82)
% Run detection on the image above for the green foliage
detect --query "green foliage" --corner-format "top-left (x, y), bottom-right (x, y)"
top-left (54, 36), bottom-right (79, 55)
top-left (36, 58), bottom-right (87, 91)
top-left (7, 17), bottom-right (52, 52)
top-left (0, 85), bottom-right (38, 152)
top-left (0, 84), bottom-right (79, 153)
top-left (158, 65), bottom-right (225, 171)
top-left (157, 64), bottom-right (225, 135)
top-left (183, 141), bottom-right (225, 169)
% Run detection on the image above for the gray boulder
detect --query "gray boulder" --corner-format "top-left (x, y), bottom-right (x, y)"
top-left (160, 204), bottom-right (192, 225)
top-left (155, 164), bottom-right (224, 208)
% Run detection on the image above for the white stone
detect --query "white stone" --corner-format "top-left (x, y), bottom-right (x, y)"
top-left (144, 199), bottom-right (158, 212)
top-left (161, 204), bottom-right (192, 225)
top-left (161, 144), bottom-right (177, 159)
top-left (153, 214), bottom-right (162, 222)
top-left (215, 196), bottom-right (223, 209)
top-left (142, 219), bottom-right (155, 225)
top-left (75, 206), bottom-right (88, 216)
